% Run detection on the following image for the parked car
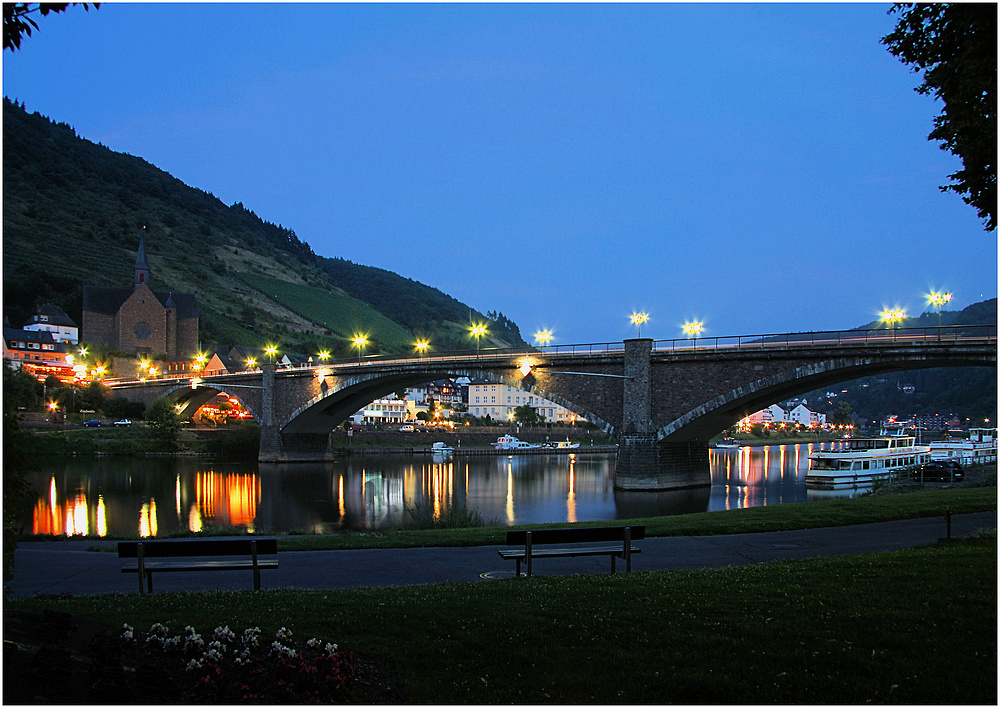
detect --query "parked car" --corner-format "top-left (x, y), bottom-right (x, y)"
top-left (82, 418), bottom-right (102, 427)
top-left (399, 425), bottom-right (415, 432)
top-left (113, 419), bottom-right (132, 427)
top-left (912, 461), bottom-right (964, 483)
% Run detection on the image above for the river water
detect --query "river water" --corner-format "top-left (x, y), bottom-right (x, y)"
top-left (23, 442), bottom-right (857, 537)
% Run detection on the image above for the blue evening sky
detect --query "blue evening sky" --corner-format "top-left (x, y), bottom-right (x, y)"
top-left (3, 3), bottom-right (996, 345)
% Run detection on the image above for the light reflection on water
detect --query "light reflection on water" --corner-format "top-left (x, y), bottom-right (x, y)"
top-left (24, 442), bottom-right (856, 537)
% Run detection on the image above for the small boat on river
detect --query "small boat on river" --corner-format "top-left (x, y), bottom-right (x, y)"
top-left (430, 442), bottom-right (454, 455)
top-left (806, 434), bottom-right (930, 489)
top-left (543, 439), bottom-right (580, 450)
top-left (715, 438), bottom-right (742, 449)
top-left (493, 435), bottom-right (542, 451)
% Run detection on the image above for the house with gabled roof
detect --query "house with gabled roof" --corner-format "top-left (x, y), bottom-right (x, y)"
top-left (22, 304), bottom-right (79, 344)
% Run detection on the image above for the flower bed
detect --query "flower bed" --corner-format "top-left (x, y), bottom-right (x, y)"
top-left (119, 622), bottom-right (356, 703)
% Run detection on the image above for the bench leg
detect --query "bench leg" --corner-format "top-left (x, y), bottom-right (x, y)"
top-left (611, 555), bottom-right (616, 574)
top-left (146, 572), bottom-right (154, 594)
top-left (515, 558), bottom-right (521, 578)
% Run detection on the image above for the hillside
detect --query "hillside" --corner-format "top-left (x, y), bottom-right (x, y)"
top-left (2, 98), bottom-right (525, 357)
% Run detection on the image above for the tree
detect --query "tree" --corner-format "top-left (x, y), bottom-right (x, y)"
top-left (144, 396), bottom-right (180, 447)
top-left (831, 401), bottom-right (854, 426)
top-left (3, 362), bottom-right (41, 411)
top-left (4, 3), bottom-right (99, 51)
top-left (513, 405), bottom-right (544, 426)
top-left (882, 3), bottom-right (997, 231)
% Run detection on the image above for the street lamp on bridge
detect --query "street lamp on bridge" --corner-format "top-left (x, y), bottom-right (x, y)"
top-left (353, 335), bottom-right (368, 363)
top-left (881, 309), bottom-right (905, 337)
top-left (535, 330), bottom-right (553, 350)
top-left (415, 340), bottom-right (429, 356)
top-left (470, 324), bottom-right (487, 357)
top-left (683, 321), bottom-right (703, 347)
top-left (630, 313), bottom-right (649, 337)
top-left (927, 291), bottom-right (952, 328)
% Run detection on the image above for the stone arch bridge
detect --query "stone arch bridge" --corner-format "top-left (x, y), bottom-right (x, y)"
top-left (108, 325), bottom-right (996, 490)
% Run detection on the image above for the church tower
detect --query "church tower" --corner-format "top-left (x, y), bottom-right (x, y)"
top-left (134, 235), bottom-right (151, 289)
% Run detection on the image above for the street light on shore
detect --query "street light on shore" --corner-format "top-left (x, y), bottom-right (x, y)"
top-left (535, 330), bottom-right (553, 349)
top-left (630, 313), bottom-right (649, 337)
top-left (415, 340), bottom-right (429, 356)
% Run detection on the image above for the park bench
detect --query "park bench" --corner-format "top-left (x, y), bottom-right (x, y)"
top-left (498, 525), bottom-right (644, 577)
top-left (118, 538), bottom-right (278, 594)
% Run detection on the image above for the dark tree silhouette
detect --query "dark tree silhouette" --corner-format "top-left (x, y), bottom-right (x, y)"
top-left (882, 3), bottom-right (997, 231)
top-left (4, 3), bottom-right (99, 52)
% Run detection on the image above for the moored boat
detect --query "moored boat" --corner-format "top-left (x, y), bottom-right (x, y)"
top-left (543, 439), bottom-right (580, 450)
top-left (806, 435), bottom-right (930, 489)
top-left (715, 437), bottom-right (742, 449)
top-left (493, 435), bottom-right (542, 451)
top-left (430, 442), bottom-right (454, 454)
top-left (929, 428), bottom-right (997, 466)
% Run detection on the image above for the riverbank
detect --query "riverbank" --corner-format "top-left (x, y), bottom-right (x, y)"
top-left (5, 493), bottom-right (995, 703)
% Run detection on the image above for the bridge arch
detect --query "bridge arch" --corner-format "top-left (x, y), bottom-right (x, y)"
top-left (158, 383), bottom-right (262, 422)
top-left (280, 367), bottom-right (609, 434)
top-left (658, 354), bottom-right (993, 443)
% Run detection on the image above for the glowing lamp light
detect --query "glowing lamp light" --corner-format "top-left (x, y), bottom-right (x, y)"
top-left (683, 322), bottom-right (703, 336)
top-left (48, 401), bottom-right (57, 411)
top-left (518, 358), bottom-right (534, 376)
top-left (415, 341), bottom-right (429, 355)
top-left (535, 330), bottom-right (553, 346)
top-left (318, 350), bottom-right (330, 361)
top-left (190, 378), bottom-right (202, 389)
top-left (246, 357), bottom-right (257, 369)
top-left (265, 345), bottom-right (278, 360)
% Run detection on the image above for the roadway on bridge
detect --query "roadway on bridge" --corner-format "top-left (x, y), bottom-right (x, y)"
top-left (6, 512), bottom-right (994, 598)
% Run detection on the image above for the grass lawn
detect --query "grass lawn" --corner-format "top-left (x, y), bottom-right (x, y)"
top-left (7, 539), bottom-right (995, 703)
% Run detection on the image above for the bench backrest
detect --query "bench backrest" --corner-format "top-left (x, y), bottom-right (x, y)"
top-left (504, 526), bottom-right (645, 546)
top-left (118, 538), bottom-right (278, 558)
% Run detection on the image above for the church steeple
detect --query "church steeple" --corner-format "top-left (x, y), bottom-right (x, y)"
top-left (134, 232), bottom-right (150, 289)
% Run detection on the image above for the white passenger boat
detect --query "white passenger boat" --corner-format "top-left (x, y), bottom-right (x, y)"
top-left (430, 441), bottom-right (454, 454)
top-left (928, 428), bottom-right (996, 467)
top-left (492, 435), bottom-right (542, 451)
top-left (806, 435), bottom-right (930, 489)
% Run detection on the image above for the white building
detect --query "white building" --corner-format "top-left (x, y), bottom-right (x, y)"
top-left (466, 379), bottom-right (577, 423)
top-left (351, 397), bottom-right (407, 425)
top-left (788, 403), bottom-right (826, 427)
top-left (740, 402), bottom-right (826, 430)
top-left (22, 304), bottom-right (78, 344)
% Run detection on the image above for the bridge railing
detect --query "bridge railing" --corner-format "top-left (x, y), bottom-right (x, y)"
top-left (650, 324), bottom-right (998, 353)
top-left (105, 324), bottom-right (995, 386)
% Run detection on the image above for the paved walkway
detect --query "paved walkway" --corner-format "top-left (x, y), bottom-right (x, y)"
top-left (6, 512), bottom-right (995, 598)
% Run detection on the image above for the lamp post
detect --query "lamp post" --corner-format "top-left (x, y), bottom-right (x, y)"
top-left (927, 291), bottom-right (952, 333)
top-left (415, 341), bottom-right (429, 357)
top-left (535, 330), bottom-right (553, 350)
top-left (881, 309), bottom-right (904, 338)
top-left (630, 313), bottom-right (649, 338)
top-left (353, 336), bottom-right (367, 363)
top-left (683, 321), bottom-right (703, 348)
top-left (471, 324), bottom-right (487, 358)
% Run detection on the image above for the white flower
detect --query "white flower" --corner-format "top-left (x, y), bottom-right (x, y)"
top-left (184, 626), bottom-right (197, 636)
top-left (213, 626), bottom-right (236, 643)
top-left (122, 623), bottom-right (134, 633)
top-left (307, 638), bottom-right (322, 649)
top-left (185, 659), bottom-right (203, 671)
top-left (325, 643), bottom-right (339, 656)
top-left (121, 629), bottom-right (134, 641)
top-left (205, 649), bottom-right (223, 662)
top-left (208, 640), bottom-right (225, 653)
top-left (149, 622), bottom-right (169, 636)
top-left (275, 627), bottom-right (293, 641)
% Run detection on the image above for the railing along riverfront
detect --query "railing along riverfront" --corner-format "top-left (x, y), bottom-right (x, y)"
top-left (104, 324), bottom-right (996, 386)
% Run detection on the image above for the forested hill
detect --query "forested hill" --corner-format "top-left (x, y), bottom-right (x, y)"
top-left (2, 98), bottom-right (525, 355)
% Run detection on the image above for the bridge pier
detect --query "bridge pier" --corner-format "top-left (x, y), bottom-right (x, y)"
top-left (614, 338), bottom-right (711, 491)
